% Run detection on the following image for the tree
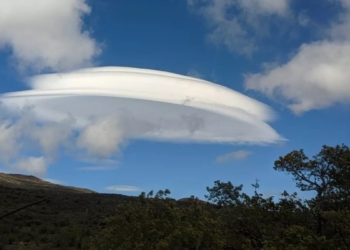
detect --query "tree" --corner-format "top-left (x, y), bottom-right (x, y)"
top-left (274, 144), bottom-right (350, 202)
top-left (274, 144), bottom-right (350, 238)
top-left (86, 189), bottom-right (224, 250)
top-left (205, 180), bottom-right (244, 207)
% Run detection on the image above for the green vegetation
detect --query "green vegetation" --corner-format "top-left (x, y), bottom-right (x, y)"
top-left (1, 144), bottom-right (349, 249)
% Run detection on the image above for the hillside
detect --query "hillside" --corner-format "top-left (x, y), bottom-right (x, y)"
top-left (0, 173), bottom-right (209, 249)
top-left (0, 173), bottom-right (96, 194)
top-left (0, 176), bottom-right (137, 249)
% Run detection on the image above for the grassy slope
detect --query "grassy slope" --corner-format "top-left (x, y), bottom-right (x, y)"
top-left (0, 173), bottom-right (96, 194)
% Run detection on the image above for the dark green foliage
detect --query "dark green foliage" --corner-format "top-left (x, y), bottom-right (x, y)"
top-left (1, 144), bottom-right (349, 249)
top-left (0, 186), bottom-right (135, 249)
top-left (205, 180), bottom-right (244, 207)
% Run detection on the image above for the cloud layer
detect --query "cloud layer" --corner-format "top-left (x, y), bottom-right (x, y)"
top-left (0, 0), bottom-right (100, 72)
top-left (0, 67), bottom-right (284, 175)
top-left (1, 67), bottom-right (283, 143)
top-left (245, 0), bottom-right (350, 114)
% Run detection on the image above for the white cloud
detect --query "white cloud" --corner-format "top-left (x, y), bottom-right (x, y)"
top-left (215, 150), bottom-right (252, 163)
top-left (245, 2), bottom-right (350, 114)
top-left (0, 67), bottom-right (284, 174)
top-left (105, 185), bottom-right (141, 192)
top-left (78, 166), bottom-right (117, 171)
top-left (1, 67), bottom-right (284, 145)
top-left (0, 120), bottom-right (21, 164)
top-left (237, 0), bottom-right (289, 16)
top-left (28, 116), bottom-right (75, 159)
top-left (329, 1), bottom-right (350, 41)
top-left (77, 115), bottom-right (124, 158)
top-left (187, 0), bottom-right (290, 55)
top-left (0, 0), bottom-right (101, 72)
top-left (245, 41), bottom-right (350, 114)
top-left (0, 104), bottom-right (74, 175)
top-left (14, 156), bottom-right (47, 176)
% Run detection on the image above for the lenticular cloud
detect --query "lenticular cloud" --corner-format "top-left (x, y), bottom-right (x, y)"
top-left (0, 67), bottom-right (284, 144)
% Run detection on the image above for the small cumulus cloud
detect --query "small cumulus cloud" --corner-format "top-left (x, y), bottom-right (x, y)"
top-left (215, 150), bottom-right (252, 163)
top-left (105, 185), bottom-right (141, 192)
top-left (0, 0), bottom-right (101, 72)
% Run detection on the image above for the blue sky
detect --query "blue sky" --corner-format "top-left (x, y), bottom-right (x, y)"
top-left (0, 0), bottom-right (349, 200)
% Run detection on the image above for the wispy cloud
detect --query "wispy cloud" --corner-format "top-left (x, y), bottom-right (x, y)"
top-left (245, 1), bottom-right (350, 114)
top-left (297, 10), bottom-right (310, 27)
top-left (77, 158), bottom-right (119, 171)
top-left (105, 185), bottom-right (141, 192)
top-left (187, 69), bottom-right (204, 79)
top-left (215, 150), bottom-right (252, 163)
top-left (187, 0), bottom-right (290, 55)
top-left (0, 0), bottom-right (101, 72)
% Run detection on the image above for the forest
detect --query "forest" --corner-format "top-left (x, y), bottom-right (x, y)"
top-left (0, 144), bottom-right (349, 250)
